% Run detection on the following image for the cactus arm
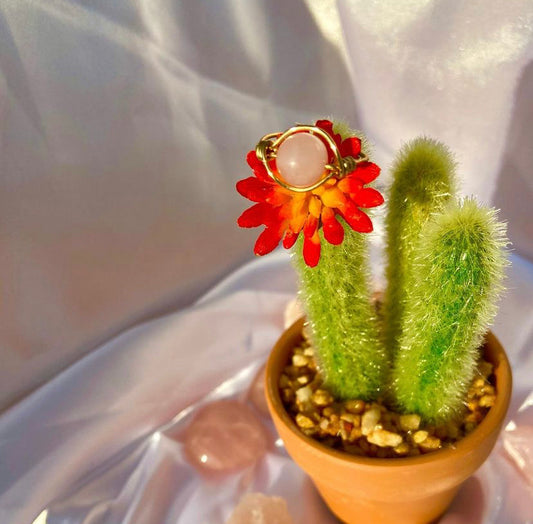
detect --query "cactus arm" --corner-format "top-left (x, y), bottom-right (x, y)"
top-left (383, 138), bottom-right (456, 356)
top-left (391, 200), bottom-right (508, 424)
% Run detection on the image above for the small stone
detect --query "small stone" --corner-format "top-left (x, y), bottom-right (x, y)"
top-left (226, 493), bottom-right (295, 524)
top-left (296, 413), bottom-right (315, 429)
top-left (350, 426), bottom-right (363, 440)
top-left (296, 375), bottom-right (310, 385)
top-left (312, 389), bottom-right (334, 407)
top-left (481, 384), bottom-right (495, 396)
top-left (473, 378), bottom-right (486, 389)
top-left (394, 442), bottom-right (410, 456)
top-left (184, 400), bottom-right (268, 475)
top-left (344, 399), bottom-right (365, 414)
top-left (399, 414), bottom-right (421, 431)
top-left (340, 413), bottom-right (360, 426)
top-left (413, 430), bottom-right (429, 444)
top-left (479, 395), bottom-right (496, 407)
top-left (295, 385), bottom-right (313, 405)
top-left (322, 407), bottom-right (335, 417)
top-left (419, 436), bottom-right (441, 451)
top-left (368, 429), bottom-right (403, 448)
top-left (292, 354), bottom-right (309, 367)
top-left (467, 399), bottom-right (479, 412)
top-left (361, 406), bottom-right (381, 436)
top-left (340, 421), bottom-right (351, 440)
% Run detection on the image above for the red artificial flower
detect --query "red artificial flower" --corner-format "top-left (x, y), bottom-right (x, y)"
top-left (236, 120), bottom-right (384, 267)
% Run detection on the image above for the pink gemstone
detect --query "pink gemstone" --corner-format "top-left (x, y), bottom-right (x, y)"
top-left (276, 133), bottom-right (328, 188)
top-left (184, 400), bottom-right (268, 475)
top-left (226, 493), bottom-right (294, 524)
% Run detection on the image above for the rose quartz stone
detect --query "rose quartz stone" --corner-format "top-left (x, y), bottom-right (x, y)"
top-left (184, 400), bottom-right (268, 475)
top-left (276, 133), bottom-right (328, 188)
top-left (226, 493), bottom-right (294, 524)
top-left (502, 425), bottom-right (533, 485)
top-left (248, 365), bottom-right (269, 416)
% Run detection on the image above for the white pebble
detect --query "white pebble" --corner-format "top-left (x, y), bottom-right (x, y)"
top-left (361, 406), bottom-right (381, 436)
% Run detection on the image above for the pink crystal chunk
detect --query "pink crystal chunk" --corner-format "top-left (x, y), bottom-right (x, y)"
top-left (276, 133), bottom-right (328, 188)
top-left (248, 365), bottom-right (269, 416)
top-left (226, 493), bottom-right (294, 524)
top-left (184, 400), bottom-right (268, 475)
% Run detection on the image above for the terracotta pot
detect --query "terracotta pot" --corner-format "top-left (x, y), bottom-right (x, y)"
top-left (265, 318), bottom-right (512, 524)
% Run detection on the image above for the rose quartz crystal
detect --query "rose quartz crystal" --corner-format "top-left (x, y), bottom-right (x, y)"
top-left (276, 133), bottom-right (328, 188)
top-left (184, 400), bottom-right (268, 475)
top-left (248, 365), bottom-right (269, 416)
top-left (226, 493), bottom-right (294, 524)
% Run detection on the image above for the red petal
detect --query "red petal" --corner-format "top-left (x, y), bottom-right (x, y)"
top-left (237, 203), bottom-right (276, 228)
top-left (338, 176), bottom-right (363, 194)
top-left (254, 227), bottom-right (282, 256)
top-left (315, 119), bottom-right (342, 148)
top-left (340, 137), bottom-right (361, 158)
top-left (283, 230), bottom-right (299, 249)
top-left (352, 187), bottom-right (384, 208)
top-left (246, 151), bottom-right (270, 182)
top-left (354, 162), bottom-right (380, 184)
top-left (322, 208), bottom-right (344, 245)
top-left (315, 119), bottom-right (334, 136)
top-left (341, 202), bottom-right (373, 233)
top-left (303, 214), bottom-right (318, 238)
top-left (236, 177), bottom-right (273, 202)
top-left (303, 233), bottom-right (321, 267)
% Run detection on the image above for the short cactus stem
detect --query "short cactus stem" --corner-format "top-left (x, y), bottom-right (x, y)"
top-left (391, 199), bottom-right (508, 424)
top-left (293, 225), bottom-right (388, 401)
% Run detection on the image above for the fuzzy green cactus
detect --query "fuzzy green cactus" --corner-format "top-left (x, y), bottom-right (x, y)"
top-left (294, 225), bottom-right (388, 400)
top-left (383, 138), bottom-right (456, 356)
top-left (391, 199), bottom-right (508, 423)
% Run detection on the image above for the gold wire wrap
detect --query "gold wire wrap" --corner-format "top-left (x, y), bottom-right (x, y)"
top-left (255, 125), bottom-right (368, 192)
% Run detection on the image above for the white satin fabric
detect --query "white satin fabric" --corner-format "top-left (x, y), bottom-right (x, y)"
top-left (0, 251), bottom-right (532, 524)
top-left (1, 0), bottom-right (532, 411)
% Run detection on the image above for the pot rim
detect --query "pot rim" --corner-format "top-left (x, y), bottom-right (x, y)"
top-left (266, 318), bottom-right (512, 468)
